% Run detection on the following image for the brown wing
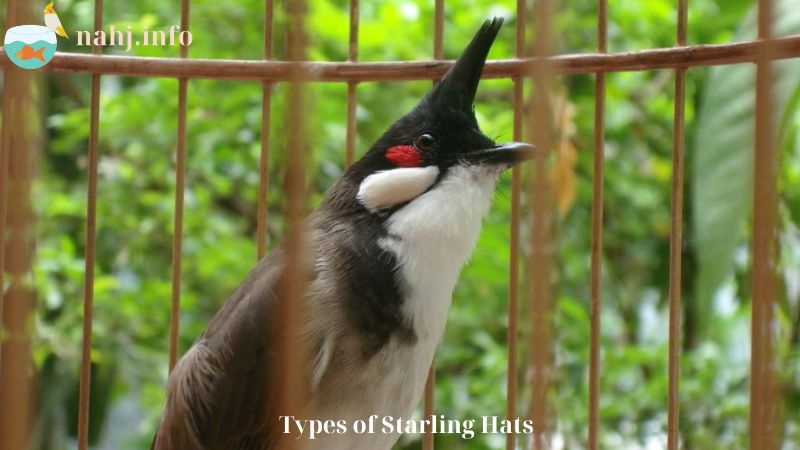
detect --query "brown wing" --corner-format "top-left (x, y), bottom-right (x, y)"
top-left (152, 248), bottom-right (290, 450)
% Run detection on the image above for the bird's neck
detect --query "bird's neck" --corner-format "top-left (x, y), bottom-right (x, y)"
top-left (379, 164), bottom-right (499, 341)
top-left (312, 165), bottom-right (498, 357)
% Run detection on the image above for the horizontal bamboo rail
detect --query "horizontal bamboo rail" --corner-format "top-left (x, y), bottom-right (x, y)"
top-left (1, 35), bottom-right (798, 81)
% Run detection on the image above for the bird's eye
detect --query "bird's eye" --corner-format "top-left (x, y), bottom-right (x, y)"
top-left (414, 134), bottom-right (436, 152)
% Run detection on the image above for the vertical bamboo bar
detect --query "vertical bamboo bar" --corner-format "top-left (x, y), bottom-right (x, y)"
top-left (345, 0), bottom-right (360, 167)
top-left (423, 2), bottom-right (444, 449)
top-left (76, 0), bottom-right (104, 447)
top-left (506, 2), bottom-right (526, 449)
top-left (257, 0), bottom-right (275, 260)
top-left (0, 101), bottom-right (6, 372)
top-left (0, 72), bottom-right (35, 450)
top-left (528, 0), bottom-right (555, 447)
top-left (168, 0), bottom-right (191, 372)
top-left (277, 0), bottom-right (309, 448)
top-left (0, 0), bottom-right (16, 371)
top-left (749, 0), bottom-right (779, 448)
top-left (587, 0), bottom-right (607, 447)
top-left (433, 0), bottom-right (444, 61)
top-left (0, 3), bottom-right (35, 447)
top-left (667, 0), bottom-right (688, 448)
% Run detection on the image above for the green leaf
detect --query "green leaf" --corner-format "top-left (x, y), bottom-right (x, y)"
top-left (693, 0), bottom-right (800, 307)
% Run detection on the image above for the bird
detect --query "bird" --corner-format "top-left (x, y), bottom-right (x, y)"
top-left (43, 2), bottom-right (68, 39)
top-left (151, 17), bottom-right (536, 450)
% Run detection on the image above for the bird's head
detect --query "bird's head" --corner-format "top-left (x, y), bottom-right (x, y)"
top-left (44, 2), bottom-right (55, 14)
top-left (343, 18), bottom-right (536, 214)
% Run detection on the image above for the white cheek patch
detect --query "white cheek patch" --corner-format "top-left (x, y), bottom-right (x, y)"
top-left (357, 166), bottom-right (440, 212)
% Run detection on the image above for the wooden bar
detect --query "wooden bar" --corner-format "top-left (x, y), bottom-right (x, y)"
top-left (0, 96), bottom-right (6, 370)
top-left (423, 3), bottom-right (445, 450)
top-left (168, 76), bottom-right (188, 371)
top-left (588, 0), bottom-right (607, 446)
top-left (76, 0), bottom-right (104, 447)
top-left (0, 2), bottom-right (35, 445)
top-left (749, 0), bottom-right (780, 448)
top-left (0, 9), bottom-right (12, 371)
top-left (667, 0), bottom-right (688, 448)
top-left (0, 73), bottom-right (35, 450)
top-left (528, 0), bottom-right (555, 447)
top-left (77, 75), bottom-right (101, 450)
top-left (276, 1), bottom-right (310, 448)
top-left (2, 37), bottom-right (798, 81)
top-left (434, 0), bottom-right (444, 60)
top-left (168, 0), bottom-right (191, 372)
top-left (506, 2), bottom-right (526, 449)
top-left (423, 367), bottom-right (436, 449)
top-left (257, 85), bottom-right (273, 259)
top-left (345, 85), bottom-right (357, 167)
top-left (257, 0), bottom-right (275, 260)
top-left (345, 0), bottom-right (359, 167)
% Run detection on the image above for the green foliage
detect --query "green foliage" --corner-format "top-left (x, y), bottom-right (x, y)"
top-left (2, 0), bottom-right (798, 449)
top-left (693, 0), bottom-right (800, 321)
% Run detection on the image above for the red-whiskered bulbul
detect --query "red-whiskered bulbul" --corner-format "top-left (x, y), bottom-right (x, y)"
top-left (152, 17), bottom-right (536, 450)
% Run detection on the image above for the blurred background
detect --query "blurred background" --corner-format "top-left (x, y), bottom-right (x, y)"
top-left (1, 0), bottom-right (800, 448)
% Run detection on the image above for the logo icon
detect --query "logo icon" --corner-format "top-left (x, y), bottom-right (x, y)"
top-left (4, 2), bottom-right (68, 70)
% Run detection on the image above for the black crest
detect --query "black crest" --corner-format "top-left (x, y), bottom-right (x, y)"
top-left (424, 17), bottom-right (504, 113)
top-left (345, 18), bottom-right (505, 181)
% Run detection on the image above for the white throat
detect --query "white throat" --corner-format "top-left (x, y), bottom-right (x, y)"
top-left (383, 164), bottom-right (499, 336)
top-left (377, 164), bottom-right (499, 413)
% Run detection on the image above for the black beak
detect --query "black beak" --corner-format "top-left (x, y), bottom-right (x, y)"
top-left (463, 142), bottom-right (538, 167)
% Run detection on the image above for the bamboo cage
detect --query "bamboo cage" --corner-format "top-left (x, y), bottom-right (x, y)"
top-left (0, 0), bottom-right (797, 449)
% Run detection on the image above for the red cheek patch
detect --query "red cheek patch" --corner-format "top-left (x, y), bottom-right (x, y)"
top-left (386, 145), bottom-right (423, 167)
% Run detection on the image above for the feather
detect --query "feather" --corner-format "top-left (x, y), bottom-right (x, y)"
top-left (152, 250), bottom-right (288, 449)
